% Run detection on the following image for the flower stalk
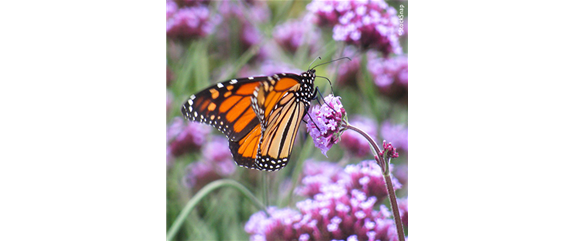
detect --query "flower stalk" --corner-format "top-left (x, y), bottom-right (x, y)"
top-left (344, 123), bottom-right (405, 241)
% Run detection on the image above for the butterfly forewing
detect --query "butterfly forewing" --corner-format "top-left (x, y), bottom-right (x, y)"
top-left (181, 77), bottom-right (263, 142)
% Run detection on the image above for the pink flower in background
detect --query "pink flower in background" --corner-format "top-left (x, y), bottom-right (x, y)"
top-left (274, 18), bottom-right (321, 54)
top-left (183, 161), bottom-right (220, 190)
top-left (368, 55), bottom-right (408, 94)
top-left (166, 6), bottom-right (220, 39)
top-left (308, 0), bottom-right (402, 56)
top-left (183, 136), bottom-right (236, 190)
top-left (340, 116), bottom-right (377, 157)
top-left (380, 121), bottom-right (408, 151)
top-left (296, 160), bottom-right (401, 205)
top-left (167, 117), bottom-right (210, 157)
top-left (332, 46), bottom-right (362, 86)
top-left (344, 160), bottom-right (401, 202)
top-left (246, 184), bottom-right (400, 240)
top-left (305, 95), bottom-right (347, 157)
top-left (257, 60), bottom-right (301, 76)
top-left (216, 0), bottom-right (270, 54)
top-left (166, 1), bottom-right (178, 20)
top-left (295, 160), bottom-right (346, 197)
top-left (201, 136), bottom-right (236, 176)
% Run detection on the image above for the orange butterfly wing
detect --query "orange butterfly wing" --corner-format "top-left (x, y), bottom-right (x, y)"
top-left (182, 72), bottom-right (316, 171)
top-left (181, 78), bottom-right (262, 142)
top-left (252, 75), bottom-right (309, 171)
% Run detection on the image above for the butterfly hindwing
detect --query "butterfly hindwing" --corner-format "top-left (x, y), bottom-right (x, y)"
top-left (228, 124), bottom-right (262, 170)
top-left (181, 77), bottom-right (264, 142)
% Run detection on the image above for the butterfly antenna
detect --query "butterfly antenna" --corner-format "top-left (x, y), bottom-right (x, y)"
top-left (310, 57), bottom-right (352, 70)
top-left (315, 75), bottom-right (335, 94)
top-left (308, 56), bottom-right (322, 71)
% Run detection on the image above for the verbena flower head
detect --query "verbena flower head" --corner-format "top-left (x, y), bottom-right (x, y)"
top-left (307, 0), bottom-right (402, 56)
top-left (183, 161), bottom-right (220, 190)
top-left (247, 160), bottom-right (404, 240)
top-left (183, 136), bottom-right (236, 189)
top-left (368, 55), bottom-right (408, 95)
top-left (166, 0), bottom-right (178, 20)
top-left (167, 117), bottom-right (210, 157)
top-left (273, 17), bottom-right (321, 54)
top-left (304, 95), bottom-right (347, 157)
top-left (216, 0), bottom-right (270, 54)
top-left (344, 160), bottom-right (401, 202)
top-left (340, 116), bottom-right (377, 157)
top-left (331, 46), bottom-right (362, 86)
top-left (382, 140), bottom-right (399, 159)
top-left (381, 121), bottom-right (408, 151)
top-left (246, 185), bottom-right (399, 240)
top-left (295, 160), bottom-right (346, 197)
top-left (166, 6), bottom-right (220, 39)
top-left (202, 136), bottom-right (236, 175)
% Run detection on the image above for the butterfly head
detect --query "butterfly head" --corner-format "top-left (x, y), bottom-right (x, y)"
top-left (295, 69), bottom-right (317, 103)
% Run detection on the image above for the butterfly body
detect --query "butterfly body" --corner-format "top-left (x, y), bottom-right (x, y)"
top-left (181, 69), bottom-right (317, 172)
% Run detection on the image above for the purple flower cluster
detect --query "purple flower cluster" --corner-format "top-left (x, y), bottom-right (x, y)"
top-left (297, 160), bottom-right (401, 206)
top-left (216, 1), bottom-right (270, 54)
top-left (340, 116), bottom-right (378, 158)
top-left (332, 46), bottom-right (362, 86)
top-left (166, 1), bottom-right (220, 39)
top-left (380, 121), bottom-right (408, 151)
top-left (344, 160), bottom-right (401, 202)
top-left (368, 55), bottom-right (408, 95)
top-left (240, 60), bottom-right (302, 77)
top-left (307, 0), bottom-right (402, 56)
top-left (167, 117), bottom-right (210, 157)
top-left (183, 136), bottom-right (236, 190)
top-left (246, 160), bottom-right (404, 240)
top-left (305, 95), bottom-right (347, 157)
top-left (273, 17), bottom-right (321, 54)
top-left (295, 160), bottom-right (347, 198)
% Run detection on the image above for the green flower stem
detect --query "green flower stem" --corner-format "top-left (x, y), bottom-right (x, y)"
top-left (166, 179), bottom-right (268, 241)
top-left (344, 124), bottom-right (405, 241)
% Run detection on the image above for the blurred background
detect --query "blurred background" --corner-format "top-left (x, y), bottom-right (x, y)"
top-left (166, 0), bottom-right (408, 240)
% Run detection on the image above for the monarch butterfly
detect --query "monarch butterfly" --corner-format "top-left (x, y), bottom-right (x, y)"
top-left (181, 68), bottom-right (318, 172)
